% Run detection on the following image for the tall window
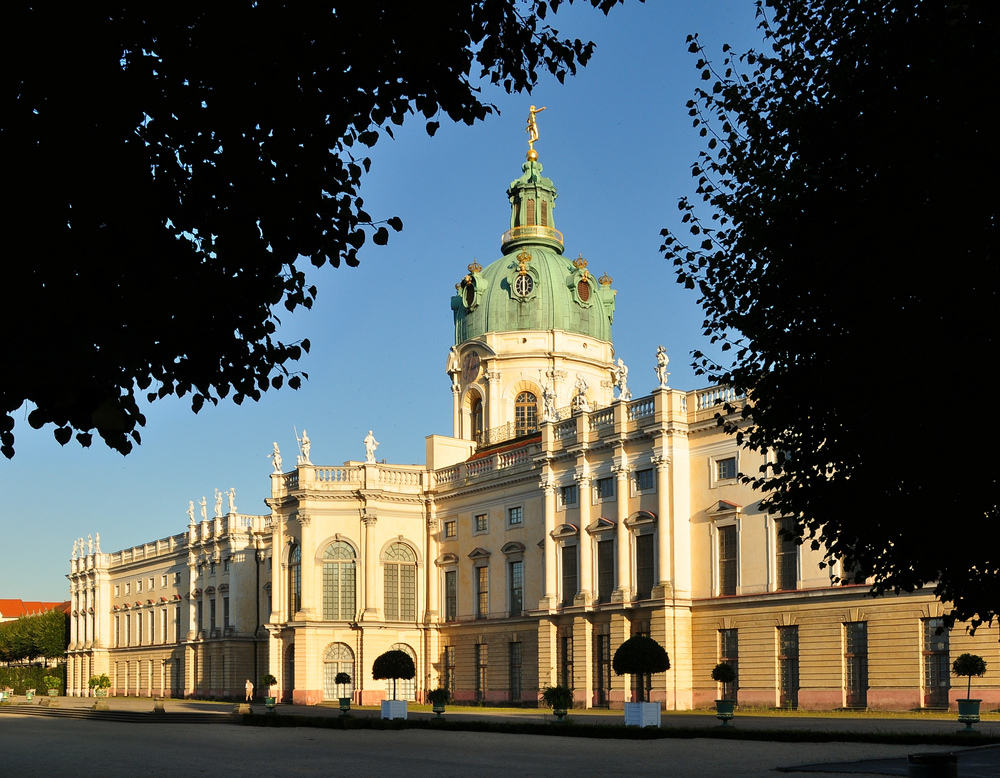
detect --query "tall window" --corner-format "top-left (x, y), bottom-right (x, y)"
top-left (114, 615), bottom-right (120, 647)
top-left (476, 565), bottom-right (489, 619)
top-left (323, 541), bottom-right (357, 620)
top-left (443, 645), bottom-right (456, 698)
top-left (444, 570), bottom-right (457, 621)
top-left (509, 560), bottom-right (523, 616)
top-left (210, 599), bottom-right (216, 632)
top-left (387, 643), bottom-right (417, 701)
top-left (138, 610), bottom-right (144, 644)
top-left (125, 612), bottom-right (131, 646)
top-left (476, 643), bottom-right (488, 702)
top-left (561, 545), bottom-right (578, 606)
top-left (719, 629), bottom-right (738, 702)
top-left (845, 622), bottom-right (868, 708)
top-left (923, 618), bottom-right (949, 708)
top-left (596, 538), bottom-right (615, 603)
top-left (778, 626), bottom-right (799, 708)
top-left (526, 198), bottom-right (535, 226)
top-left (559, 634), bottom-right (574, 689)
top-left (514, 392), bottom-right (537, 437)
top-left (288, 545), bottom-right (302, 615)
top-left (223, 596), bottom-right (230, 629)
top-left (635, 534), bottom-right (654, 600)
top-left (595, 633), bottom-right (611, 707)
top-left (718, 525), bottom-right (737, 595)
top-left (323, 643), bottom-right (355, 701)
top-left (384, 543), bottom-right (417, 621)
top-left (196, 601), bottom-right (203, 633)
top-left (775, 518), bottom-right (798, 590)
top-left (509, 642), bottom-right (523, 702)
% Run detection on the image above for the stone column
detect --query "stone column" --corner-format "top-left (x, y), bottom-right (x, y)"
top-left (424, 501), bottom-right (438, 621)
top-left (451, 383), bottom-right (461, 438)
top-left (485, 369), bottom-right (502, 432)
top-left (653, 454), bottom-right (672, 589)
top-left (296, 513), bottom-right (317, 619)
top-left (572, 617), bottom-right (594, 708)
top-left (540, 476), bottom-right (557, 608)
top-left (361, 514), bottom-right (379, 619)
top-left (614, 463), bottom-right (631, 599)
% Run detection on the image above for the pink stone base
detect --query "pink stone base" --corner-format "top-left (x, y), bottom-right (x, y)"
top-left (950, 689), bottom-right (1000, 711)
top-left (797, 689), bottom-right (843, 710)
top-left (292, 689), bottom-right (323, 706)
top-left (867, 689), bottom-right (920, 711)
top-left (360, 689), bottom-right (387, 706)
top-left (736, 689), bottom-right (777, 708)
top-left (692, 689), bottom-right (717, 709)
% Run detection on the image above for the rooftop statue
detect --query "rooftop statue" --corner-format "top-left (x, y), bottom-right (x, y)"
top-left (526, 105), bottom-right (546, 152)
top-left (364, 430), bottom-right (380, 464)
top-left (655, 345), bottom-right (670, 388)
top-left (269, 441), bottom-right (283, 473)
top-left (214, 489), bottom-right (223, 518)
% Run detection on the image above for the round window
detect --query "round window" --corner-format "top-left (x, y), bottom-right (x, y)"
top-left (514, 274), bottom-right (534, 296)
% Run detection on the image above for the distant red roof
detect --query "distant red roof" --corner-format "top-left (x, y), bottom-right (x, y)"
top-left (0, 599), bottom-right (70, 620)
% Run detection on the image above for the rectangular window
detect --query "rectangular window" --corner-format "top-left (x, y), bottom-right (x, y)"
top-left (509, 560), bottom-right (523, 616)
top-left (476, 566), bottom-right (489, 619)
top-left (443, 520), bottom-right (457, 539)
top-left (845, 622), bottom-right (868, 708)
top-left (635, 468), bottom-right (655, 492)
top-left (445, 570), bottom-right (457, 621)
top-left (137, 579), bottom-right (143, 593)
top-left (635, 534), bottom-right (654, 600)
top-left (444, 645), bottom-right (456, 698)
top-left (148, 577), bottom-right (155, 590)
top-left (160, 609), bottom-right (167, 644)
top-left (475, 513), bottom-right (488, 533)
top-left (175, 605), bottom-right (181, 643)
top-left (114, 584), bottom-right (120, 598)
top-left (174, 572), bottom-right (181, 585)
top-left (561, 545), bottom-right (578, 606)
top-left (595, 476), bottom-right (615, 500)
top-left (125, 613), bottom-right (131, 646)
top-left (717, 457), bottom-right (737, 481)
top-left (223, 559), bottom-right (230, 573)
top-left (719, 629), bottom-right (738, 702)
top-left (775, 518), bottom-right (798, 590)
top-left (149, 611), bottom-right (155, 643)
top-left (559, 635), bottom-right (574, 689)
top-left (210, 561), bottom-right (216, 575)
top-left (114, 615), bottom-right (120, 647)
top-left (125, 582), bottom-right (131, 595)
top-left (210, 599), bottom-right (217, 631)
top-left (718, 525), bottom-right (737, 596)
top-left (223, 596), bottom-right (230, 628)
top-left (475, 643), bottom-right (488, 703)
top-left (559, 484), bottom-right (578, 508)
top-left (778, 626), bottom-right (799, 708)
top-left (138, 611), bottom-right (143, 644)
top-left (509, 642), bottom-right (523, 703)
top-left (508, 506), bottom-right (523, 526)
top-left (595, 633), bottom-right (611, 706)
top-left (923, 618), bottom-right (950, 708)
top-left (196, 600), bottom-right (203, 632)
top-left (596, 538), bottom-right (615, 603)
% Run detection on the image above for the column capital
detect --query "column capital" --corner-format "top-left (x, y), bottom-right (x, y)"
top-left (651, 454), bottom-right (670, 470)
top-left (296, 511), bottom-right (311, 527)
top-left (612, 463), bottom-right (631, 477)
top-left (362, 514), bottom-right (378, 528)
top-left (539, 477), bottom-right (557, 495)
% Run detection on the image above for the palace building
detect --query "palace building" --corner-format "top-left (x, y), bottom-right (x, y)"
top-left (67, 135), bottom-right (998, 711)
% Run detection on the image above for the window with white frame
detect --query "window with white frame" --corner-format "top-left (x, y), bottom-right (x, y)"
top-left (594, 476), bottom-right (615, 501)
top-left (507, 506), bottom-right (523, 527)
top-left (125, 582), bottom-right (130, 595)
top-left (444, 569), bottom-right (457, 620)
top-left (476, 565), bottom-right (489, 619)
top-left (718, 525), bottom-right (738, 595)
top-left (114, 584), bottom-right (120, 598)
top-left (716, 456), bottom-right (738, 482)
top-left (475, 513), bottom-right (489, 533)
top-left (148, 577), bottom-right (155, 590)
top-left (775, 517), bottom-right (798, 591)
top-left (443, 519), bottom-right (457, 539)
top-left (384, 543), bottom-right (417, 621)
top-left (634, 468), bottom-right (655, 494)
top-left (161, 574), bottom-right (167, 588)
top-left (137, 579), bottom-right (143, 593)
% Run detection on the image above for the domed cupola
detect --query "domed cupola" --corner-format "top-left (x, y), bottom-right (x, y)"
top-left (446, 109), bottom-right (618, 444)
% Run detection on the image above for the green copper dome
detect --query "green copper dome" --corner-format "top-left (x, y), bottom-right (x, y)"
top-left (452, 156), bottom-right (616, 344)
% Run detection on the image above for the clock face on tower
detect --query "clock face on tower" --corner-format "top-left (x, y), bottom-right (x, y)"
top-left (462, 352), bottom-right (481, 384)
top-left (514, 274), bottom-right (534, 297)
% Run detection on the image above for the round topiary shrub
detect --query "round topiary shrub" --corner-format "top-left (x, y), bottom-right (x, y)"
top-left (952, 653), bottom-right (987, 700)
top-left (612, 635), bottom-right (670, 702)
top-left (372, 649), bottom-right (415, 700)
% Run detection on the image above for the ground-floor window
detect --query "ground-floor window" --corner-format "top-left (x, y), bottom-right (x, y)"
top-left (509, 642), bottom-right (522, 703)
top-left (594, 632), bottom-right (611, 707)
top-left (778, 626), bottom-right (799, 708)
top-left (443, 646), bottom-right (456, 698)
top-left (386, 643), bottom-right (416, 701)
top-left (844, 622), bottom-right (867, 708)
top-left (559, 634), bottom-right (574, 689)
top-left (923, 618), bottom-right (949, 708)
top-left (475, 643), bottom-right (488, 702)
top-left (323, 643), bottom-right (355, 701)
top-left (720, 628), bottom-right (738, 702)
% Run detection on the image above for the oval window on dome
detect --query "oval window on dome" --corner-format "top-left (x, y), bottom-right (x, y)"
top-left (514, 274), bottom-right (534, 297)
top-left (577, 279), bottom-right (591, 302)
top-left (464, 283), bottom-right (475, 307)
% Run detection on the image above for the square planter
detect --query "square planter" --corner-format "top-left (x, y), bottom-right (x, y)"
top-left (381, 699), bottom-right (408, 720)
top-left (624, 701), bottom-right (661, 728)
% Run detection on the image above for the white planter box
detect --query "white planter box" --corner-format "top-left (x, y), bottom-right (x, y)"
top-left (624, 701), bottom-right (661, 727)
top-left (381, 699), bottom-right (408, 720)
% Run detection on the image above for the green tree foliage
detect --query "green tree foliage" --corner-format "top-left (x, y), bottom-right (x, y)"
top-left (612, 634), bottom-right (669, 701)
top-left (372, 649), bottom-right (415, 700)
top-left (952, 653), bottom-right (987, 699)
top-left (663, 1), bottom-right (999, 629)
top-left (0, 608), bottom-right (69, 663)
top-left (2, 1), bottom-right (626, 458)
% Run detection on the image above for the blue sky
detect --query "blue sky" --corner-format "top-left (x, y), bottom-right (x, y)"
top-left (1, 1), bottom-right (764, 601)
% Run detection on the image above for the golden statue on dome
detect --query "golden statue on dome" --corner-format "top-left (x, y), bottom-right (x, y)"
top-left (526, 105), bottom-right (547, 159)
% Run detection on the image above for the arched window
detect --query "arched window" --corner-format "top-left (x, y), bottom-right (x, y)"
top-left (515, 392), bottom-right (538, 437)
top-left (323, 643), bottom-right (355, 701)
top-left (471, 397), bottom-right (484, 443)
top-left (288, 545), bottom-right (301, 616)
top-left (384, 543), bottom-right (417, 621)
top-left (322, 542), bottom-right (356, 620)
top-left (387, 643), bottom-right (417, 701)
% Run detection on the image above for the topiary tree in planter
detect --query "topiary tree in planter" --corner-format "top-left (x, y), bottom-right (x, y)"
top-left (613, 635), bottom-right (670, 728)
top-left (373, 649), bottom-right (415, 720)
top-left (711, 663), bottom-right (738, 725)
top-left (952, 653), bottom-right (987, 731)
top-left (427, 687), bottom-right (450, 717)
top-left (335, 672), bottom-right (352, 714)
top-left (260, 673), bottom-right (278, 710)
top-left (541, 685), bottom-right (574, 721)
top-left (43, 675), bottom-right (61, 696)
top-left (88, 674), bottom-right (111, 695)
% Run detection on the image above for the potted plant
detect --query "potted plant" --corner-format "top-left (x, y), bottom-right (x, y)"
top-left (43, 675), bottom-right (61, 697)
top-left (952, 653), bottom-right (987, 731)
top-left (427, 687), bottom-right (450, 718)
top-left (613, 634), bottom-right (670, 727)
top-left (260, 673), bottom-right (278, 711)
top-left (335, 671), bottom-right (352, 715)
top-left (711, 662), bottom-right (737, 725)
top-left (88, 674), bottom-right (111, 697)
top-left (541, 685), bottom-right (574, 722)
top-left (373, 649), bottom-right (415, 720)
